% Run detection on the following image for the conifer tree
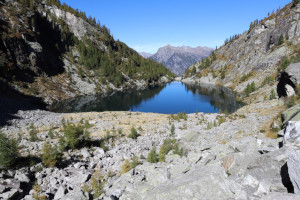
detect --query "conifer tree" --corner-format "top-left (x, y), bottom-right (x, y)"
top-left (277, 34), bottom-right (284, 46)
top-left (0, 132), bottom-right (19, 169)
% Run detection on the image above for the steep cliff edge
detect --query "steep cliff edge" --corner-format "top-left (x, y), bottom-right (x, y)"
top-left (184, 1), bottom-right (300, 104)
top-left (0, 0), bottom-right (174, 106)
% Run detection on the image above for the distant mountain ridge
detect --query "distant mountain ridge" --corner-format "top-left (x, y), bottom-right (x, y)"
top-left (138, 52), bottom-right (153, 58)
top-left (149, 45), bottom-right (213, 76)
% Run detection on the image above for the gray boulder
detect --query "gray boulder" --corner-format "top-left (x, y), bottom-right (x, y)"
top-left (54, 186), bottom-right (67, 199)
top-left (286, 63), bottom-right (300, 85)
top-left (281, 104), bottom-right (300, 126)
top-left (0, 189), bottom-right (21, 199)
top-left (284, 121), bottom-right (300, 146)
top-left (261, 192), bottom-right (300, 200)
top-left (14, 173), bottom-right (30, 183)
top-left (61, 189), bottom-right (88, 200)
top-left (287, 150), bottom-right (300, 194)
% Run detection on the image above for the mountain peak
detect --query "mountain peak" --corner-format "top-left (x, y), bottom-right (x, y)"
top-left (151, 45), bottom-right (213, 76)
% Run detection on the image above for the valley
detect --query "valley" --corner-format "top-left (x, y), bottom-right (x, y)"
top-left (143, 45), bottom-right (213, 76)
top-left (1, 0), bottom-right (300, 200)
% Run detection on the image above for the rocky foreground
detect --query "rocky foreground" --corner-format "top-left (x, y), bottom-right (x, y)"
top-left (0, 99), bottom-right (300, 200)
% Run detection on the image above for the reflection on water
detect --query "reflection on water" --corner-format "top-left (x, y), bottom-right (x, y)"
top-left (184, 83), bottom-right (244, 113)
top-left (50, 82), bottom-right (244, 114)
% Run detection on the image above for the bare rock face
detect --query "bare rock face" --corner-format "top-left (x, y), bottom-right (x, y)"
top-left (150, 45), bottom-right (213, 76)
top-left (40, 4), bottom-right (94, 41)
top-left (287, 150), bottom-right (300, 194)
top-left (286, 62), bottom-right (300, 85)
top-left (286, 84), bottom-right (296, 97)
top-left (184, 2), bottom-right (300, 95)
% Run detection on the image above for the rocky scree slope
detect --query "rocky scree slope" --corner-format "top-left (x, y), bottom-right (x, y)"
top-left (0, 0), bottom-right (174, 107)
top-left (184, 1), bottom-right (300, 104)
top-left (150, 45), bottom-right (213, 76)
top-left (1, 100), bottom-right (300, 199)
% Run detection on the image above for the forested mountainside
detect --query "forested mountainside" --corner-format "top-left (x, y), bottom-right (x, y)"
top-left (184, 0), bottom-right (300, 104)
top-left (150, 45), bottom-right (213, 76)
top-left (0, 0), bottom-right (174, 105)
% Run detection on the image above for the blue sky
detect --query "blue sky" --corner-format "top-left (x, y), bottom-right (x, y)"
top-left (61, 0), bottom-right (291, 54)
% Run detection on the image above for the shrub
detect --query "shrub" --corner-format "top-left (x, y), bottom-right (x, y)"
top-left (29, 123), bottom-right (38, 142)
top-left (121, 159), bottom-right (131, 174)
top-left (191, 66), bottom-right (197, 75)
top-left (128, 127), bottom-right (138, 139)
top-left (173, 145), bottom-right (185, 157)
top-left (170, 124), bottom-right (175, 136)
top-left (240, 72), bottom-right (252, 83)
top-left (260, 76), bottom-right (273, 87)
top-left (269, 89), bottom-right (276, 100)
top-left (158, 138), bottom-right (185, 162)
top-left (91, 170), bottom-right (105, 199)
top-left (121, 156), bottom-right (141, 174)
top-left (278, 57), bottom-right (291, 71)
top-left (220, 70), bottom-right (225, 79)
top-left (63, 122), bottom-right (84, 149)
top-left (48, 128), bottom-right (54, 139)
top-left (32, 182), bottom-right (47, 200)
top-left (244, 81), bottom-right (256, 97)
top-left (58, 136), bottom-right (67, 152)
top-left (223, 109), bottom-right (229, 116)
top-left (159, 138), bottom-right (176, 162)
top-left (147, 147), bottom-right (158, 163)
top-left (61, 118), bottom-right (66, 128)
top-left (250, 82), bottom-right (256, 91)
top-left (118, 129), bottom-right (123, 136)
top-left (83, 129), bottom-right (90, 141)
top-left (0, 132), bottom-right (19, 169)
top-left (212, 70), bottom-right (217, 78)
top-left (170, 112), bottom-right (188, 121)
top-left (206, 122), bottom-right (213, 130)
top-left (277, 34), bottom-right (284, 46)
top-left (100, 143), bottom-right (109, 152)
top-left (218, 117), bottom-right (226, 125)
top-left (42, 142), bottom-right (61, 168)
top-left (285, 96), bottom-right (297, 108)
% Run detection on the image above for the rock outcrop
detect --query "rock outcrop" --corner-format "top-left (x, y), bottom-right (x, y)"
top-left (0, 0), bottom-right (173, 107)
top-left (184, 1), bottom-right (300, 102)
top-left (281, 104), bottom-right (300, 126)
top-left (286, 63), bottom-right (300, 85)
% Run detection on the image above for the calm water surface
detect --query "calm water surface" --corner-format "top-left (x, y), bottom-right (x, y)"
top-left (51, 82), bottom-right (244, 114)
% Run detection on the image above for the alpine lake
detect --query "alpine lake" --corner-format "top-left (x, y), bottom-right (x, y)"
top-left (50, 82), bottom-right (244, 114)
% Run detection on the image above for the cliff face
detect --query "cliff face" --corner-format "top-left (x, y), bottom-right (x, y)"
top-left (184, 1), bottom-right (300, 102)
top-left (0, 0), bottom-right (174, 105)
top-left (150, 45), bottom-right (213, 76)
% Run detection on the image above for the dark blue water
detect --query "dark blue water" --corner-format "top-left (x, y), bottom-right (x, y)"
top-left (51, 82), bottom-right (244, 114)
top-left (129, 82), bottom-right (218, 113)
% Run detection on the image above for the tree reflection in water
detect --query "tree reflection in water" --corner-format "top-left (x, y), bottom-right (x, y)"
top-left (51, 82), bottom-right (244, 114)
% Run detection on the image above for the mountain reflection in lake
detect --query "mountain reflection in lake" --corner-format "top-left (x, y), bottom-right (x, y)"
top-left (50, 82), bottom-right (244, 114)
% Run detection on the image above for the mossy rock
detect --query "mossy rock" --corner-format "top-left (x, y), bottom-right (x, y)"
top-left (281, 104), bottom-right (300, 126)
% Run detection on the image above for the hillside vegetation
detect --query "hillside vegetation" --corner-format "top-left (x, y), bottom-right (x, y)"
top-left (0, 0), bottom-right (174, 104)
